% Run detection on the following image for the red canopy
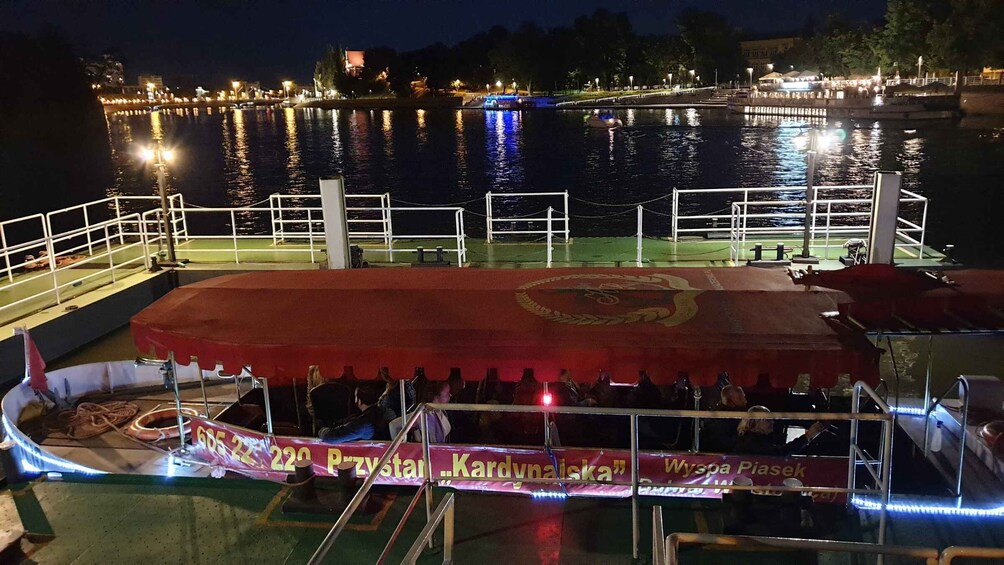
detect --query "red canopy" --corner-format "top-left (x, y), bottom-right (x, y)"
top-left (799, 265), bottom-right (1004, 334)
top-left (130, 268), bottom-right (879, 388)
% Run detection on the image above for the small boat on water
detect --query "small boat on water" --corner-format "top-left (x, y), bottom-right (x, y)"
top-left (586, 110), bottom-right (622, 128)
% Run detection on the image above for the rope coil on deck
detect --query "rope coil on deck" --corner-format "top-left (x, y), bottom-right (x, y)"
top-left (53, 401), bottom-right (140, 440)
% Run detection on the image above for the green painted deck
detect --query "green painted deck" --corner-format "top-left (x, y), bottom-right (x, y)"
top-left (4, 474), bottom-right (1004, 564)
top-left (1, 235), bottom-right (945, 326)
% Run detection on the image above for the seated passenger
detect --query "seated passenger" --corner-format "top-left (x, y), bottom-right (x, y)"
top-left (734, 406), bottom-right (824, 456)
top-left (318, 384), bottom-right (389, 443)
top-left (702, 385), bottom-right (748, 452)
top-left (417, 382), bottom-right (453, 443)
top-left (555, 369), bottom-right (595, 407)
top-left (378, 367), bottom-right (416, 420)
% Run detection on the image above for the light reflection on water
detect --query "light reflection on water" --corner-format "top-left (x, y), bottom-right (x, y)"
top-left (98, 107), bottom-right (1004, 264)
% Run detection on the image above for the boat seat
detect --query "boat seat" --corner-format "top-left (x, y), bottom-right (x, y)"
top-left (261, 422), bottom-right (302, 436)
top-left (309, 382), bottom-right (354, 430)
top-left (216, 403), bottom-right (265, 430)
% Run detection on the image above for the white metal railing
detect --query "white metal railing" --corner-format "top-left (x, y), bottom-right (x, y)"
top-left (307, 385), bottom-right (892, 564)
top-left (0, 213), bottom-right (147, 323)
top-left (269, 192), bottom-right (394, 248)
top-left (727, 188), bottom-right (929, 262)
top-left (673, 184), bottom-right (869, 241)
top-left (662, 533), bottom-right (939, 565)
top-left (486, 191), bottom-right (569, 243)
top-left (673, 184), bottom-right (927, 259)
top-left (884, 75), bottom-right (1002, 87)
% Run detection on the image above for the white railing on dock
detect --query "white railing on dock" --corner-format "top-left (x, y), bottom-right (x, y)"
top-left (0, 213), bottom-right (147, 323)
top-left (672, 183), bottom-right (928, 263)
top-left (726, 188), bottom-right (928, 262)
top-left (486, 191), bottom-right (569, 243)
top-left (1, 179), bottom-right (933, 324)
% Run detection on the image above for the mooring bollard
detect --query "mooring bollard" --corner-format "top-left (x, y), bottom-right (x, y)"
top-left (292, 458), bottom-right (316, 502)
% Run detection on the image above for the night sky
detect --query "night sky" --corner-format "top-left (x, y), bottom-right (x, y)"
top-left (0, 0), bottom-right (887, 86)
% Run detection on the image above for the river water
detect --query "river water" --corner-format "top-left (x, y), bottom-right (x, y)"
top-left (73, 107), bottom-right (1004, 266)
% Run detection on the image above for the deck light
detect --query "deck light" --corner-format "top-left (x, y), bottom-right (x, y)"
top-left (542, 392), bottom-right (553, 406)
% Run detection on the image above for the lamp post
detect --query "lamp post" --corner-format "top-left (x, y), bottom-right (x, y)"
top-left (595, 77), bottom-right (600, 90)
top-left (746, 67), bottom-right (753, 88)
top-left (140, 142), bottom-right (177, 264)
top-left (629, 75), bottom-right (634, 90)
top-left (793, 129), bottom-right (837, 263)
top-left (688, 69), bottom-right (695, 88)
top-left (917, 55), bottom-right (924, 81)
top-left (668, 72), bottom-right (673, 89)
top-left (231, 80), bottom-right (241, 100)
top-left (282, 80), bottom-right (292, 99)
top-left (767, 63), bottom-right (774, 73)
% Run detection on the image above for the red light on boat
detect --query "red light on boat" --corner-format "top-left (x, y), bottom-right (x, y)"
top-left (542, 393), bottom-right (554, 406)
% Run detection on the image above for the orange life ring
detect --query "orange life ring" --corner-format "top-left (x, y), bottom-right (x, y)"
top-left (126, 407), bottom-right (198, 441)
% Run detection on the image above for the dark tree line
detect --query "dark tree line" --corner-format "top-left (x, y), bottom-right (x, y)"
top-left (314, 8), bottom-right (743, 97)
top-left (774, 0), bottom-right (1004, 77)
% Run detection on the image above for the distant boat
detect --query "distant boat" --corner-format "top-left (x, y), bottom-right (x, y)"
top-left (587, 111), bottom-right (622, 128)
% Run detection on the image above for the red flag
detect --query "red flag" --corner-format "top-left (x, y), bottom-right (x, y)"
top-left (14, 327), bottom-right (49, 393)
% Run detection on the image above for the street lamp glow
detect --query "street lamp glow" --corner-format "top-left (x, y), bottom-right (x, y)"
top-left (139, 147), bottom-right (155, 161)
top-left (161, 149), bottom-right (175, 162)
top-left (767, 63), bottom-right (774, 72)
top-left (495, 80), bottom-right (502, 88)
top-left (231, 81), bottom-right (240, 90)
top-left (746, 67), bottom-right (754, 87)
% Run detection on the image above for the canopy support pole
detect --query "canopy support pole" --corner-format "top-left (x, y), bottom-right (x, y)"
top-left (195, 360), bottom-right (210, 418)
top-left (319, 176), bottom-right (351, 270)
top-left (262, 377), bottom-right (274, 435)
top-left (399, 379), bottom-right (408, 429)
top-left (168, 353), bottom-right (187, 453)
top-left (419, 408), bottom-right (435, 549)
top-left (923, 335), bottom-right (934, 413)
top-left (630, 414), bottom-right (640, 560)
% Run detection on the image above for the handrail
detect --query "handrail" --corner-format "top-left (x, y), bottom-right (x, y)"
top-left (307, 405), bottom-right (426, 565)
top-left (425, 402), bottom-right (891, 421)
top-left (401, 492), bottom-right (455, 565)
top-left (848, 380), bottom-right (894, 552)
top-left (652, 507), bottom-right (666, 565)
top-left (665, 533), bottom-right (939, 565)
top-left (923, 377), bottom-right (970, 498)
top-left (375, 482), bottom-right (428, 565)
top-left (940, 545), bottom-right (1004, 564)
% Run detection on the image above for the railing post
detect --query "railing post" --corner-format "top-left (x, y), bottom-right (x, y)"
top-left (546, 207), bottom-right (553, 268)
top-left (636, 205), bottom-right (643, 267)
top-left (455, 209), bottom-right (465, 266)
top-left (114, 198), bottom-right (125, 245)
top-left (847, 384), bottom-right (861, 508)
top-left (563, 190), bottom-right (570, 242)
top-left (671, 189), bottom-right (679, 242)
top-left (825, 202), bottom-right (832, 259)
top-left (44, 215), bottom-right (60, 304)
top-left (382, 192), bottom-right (393, 250)
top-left (230, 209), bottom-right (240, 264)
top-left (276, 194), bottom-right (285, 244)
top-left (307, 209), bottom-right (315, 263)
top-left (0, 225), bottom-right (11, 283)
top-left (630, 414), bottom-right (640, 560)
top-left (419, 407), bottom-right (435, 549)
top-left (177, 194), bottom-right (189, 242)
top-left (269, 194), bottom-right (279, 245)
top-left (485, 192), bottom-right (493, 242)
top-left (104, 224), bottom-right (115, 282)
top-left (919, 196), bottom-right (928, 260)
top-left (878, 416), bottom-right (893, 549)
top-left (82, 207), bottom-right (94, 254)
